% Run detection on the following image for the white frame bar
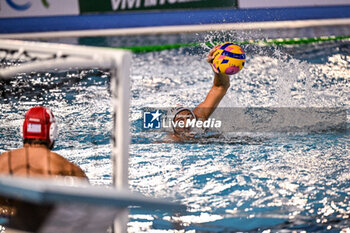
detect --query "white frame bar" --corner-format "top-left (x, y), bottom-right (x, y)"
top-left (0, 18), bottom-right (350, 39)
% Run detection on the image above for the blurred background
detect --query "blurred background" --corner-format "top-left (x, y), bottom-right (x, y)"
top-left (1, 0), bottom-right (350, 38)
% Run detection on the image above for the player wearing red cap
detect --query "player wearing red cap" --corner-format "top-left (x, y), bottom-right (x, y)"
top-left (0, 106), bottom-right (87, 178)
top-left (0, 107), bottom-right (88, 231)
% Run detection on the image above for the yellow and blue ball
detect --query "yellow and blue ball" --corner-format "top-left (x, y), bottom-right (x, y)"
top-left (212, 42), bottom-right (246, 75)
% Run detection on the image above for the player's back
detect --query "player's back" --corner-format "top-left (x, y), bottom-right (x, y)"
top-left (0, 145), bottom-right (87, 179)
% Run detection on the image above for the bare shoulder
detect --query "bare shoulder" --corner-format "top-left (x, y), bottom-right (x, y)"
top-left (0, 149), bottom-right (20, 173)
top-left (0, 151), bottom-right (8, 170)
top-left (49, 151), bottom-right (80, 169)
top-left (0, 150), bottom-right (8, 159)
top-left (49, 151), bottom-right (88, 180)
top-left (0, 148), bottom-right (22, 164)
top-left (49, 151), bottom-right (69, 163)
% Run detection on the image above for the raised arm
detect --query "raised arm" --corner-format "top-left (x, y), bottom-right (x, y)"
top-left (193, 45), bottom-right (230, 121)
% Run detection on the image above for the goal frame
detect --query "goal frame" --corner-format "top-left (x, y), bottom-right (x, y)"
top-left (0, 39), bottom-right (131, 232)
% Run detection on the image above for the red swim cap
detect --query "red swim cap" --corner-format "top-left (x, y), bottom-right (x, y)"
top-left (23, 106), bottom-right (57, 146)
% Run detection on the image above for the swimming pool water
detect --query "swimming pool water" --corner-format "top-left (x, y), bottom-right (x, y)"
top-left (0, 31), bottom-right (350, 232)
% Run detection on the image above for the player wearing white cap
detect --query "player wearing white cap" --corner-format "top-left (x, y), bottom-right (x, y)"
top-left (169, 45), bottom-right (230, 140)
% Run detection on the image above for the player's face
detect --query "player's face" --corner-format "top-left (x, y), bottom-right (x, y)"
top-left (173, 110), bottom-right (195, 137)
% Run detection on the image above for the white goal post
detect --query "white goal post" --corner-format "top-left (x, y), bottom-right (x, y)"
top-left (0, 39), bottom-right (131, 232)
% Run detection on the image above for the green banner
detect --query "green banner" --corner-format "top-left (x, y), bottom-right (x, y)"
top-left (79, 0), bottom-right (237, 13)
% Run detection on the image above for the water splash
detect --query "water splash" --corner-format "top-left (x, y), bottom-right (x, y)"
top-left (0, 34), bottom-right (349, 232)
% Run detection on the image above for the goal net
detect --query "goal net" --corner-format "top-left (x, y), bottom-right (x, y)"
top-left (0, 39), bottom-right (131, 232)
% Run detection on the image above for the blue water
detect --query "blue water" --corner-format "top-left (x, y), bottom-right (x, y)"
top-left (0, 34), bottom-right (350, 232)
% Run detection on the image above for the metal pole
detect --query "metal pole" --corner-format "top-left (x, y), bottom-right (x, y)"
top-left (112, 52), bottom-right (131, 233)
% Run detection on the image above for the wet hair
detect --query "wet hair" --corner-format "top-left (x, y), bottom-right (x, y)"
top-left (23, 139), bottom-right (50, 148)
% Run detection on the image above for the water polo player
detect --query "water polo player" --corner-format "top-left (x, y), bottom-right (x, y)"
top-left (0, 106), bottom-right (88, 231)
top-left (168, 43), bottom-right (244, 140)
top-left (0, 106), bottom-right (88, 178)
